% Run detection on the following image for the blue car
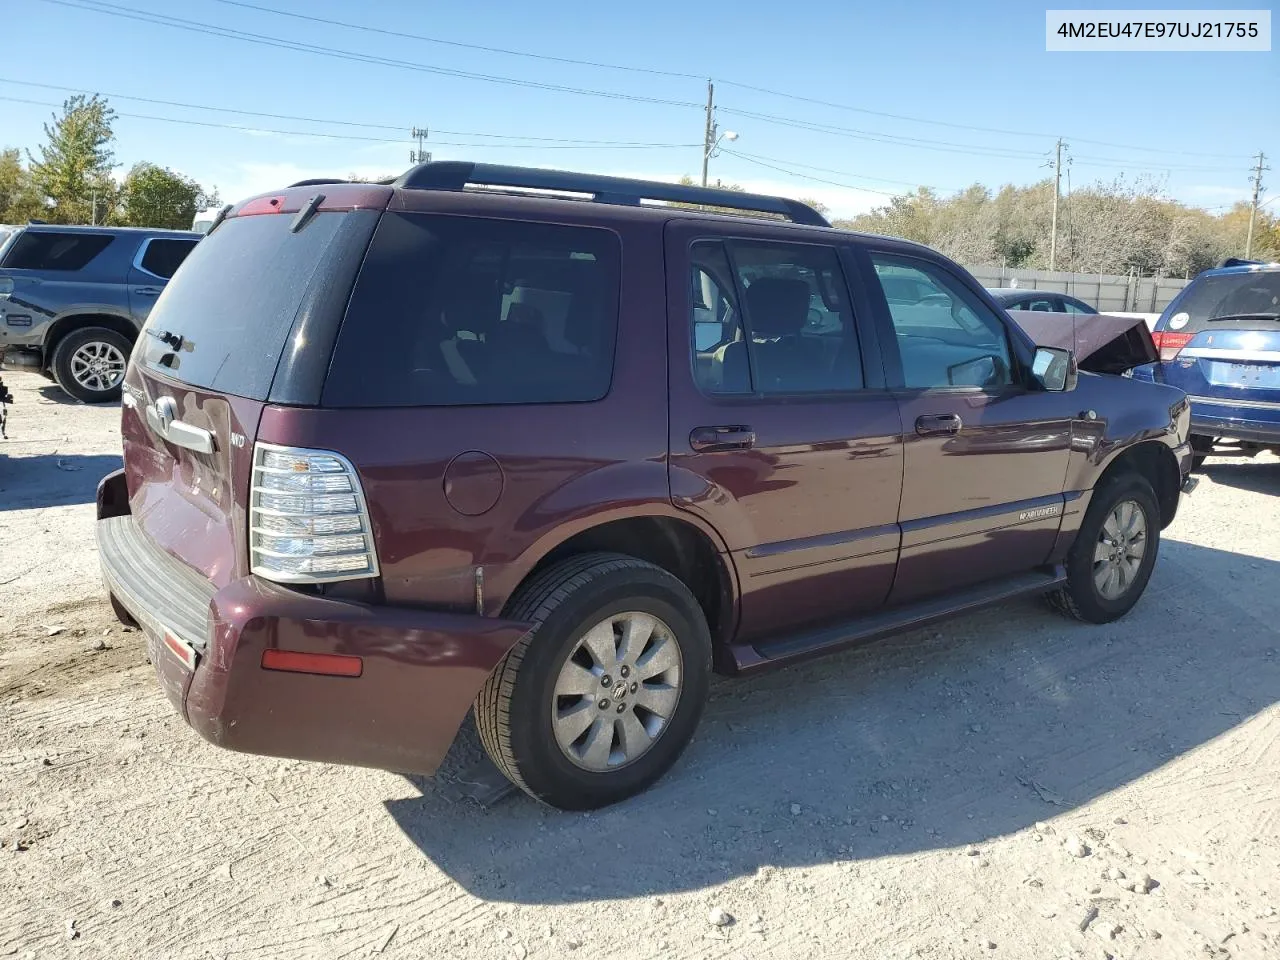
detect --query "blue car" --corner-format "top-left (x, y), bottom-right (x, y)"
top-left (1132, 259), bottom-right (1280, 468)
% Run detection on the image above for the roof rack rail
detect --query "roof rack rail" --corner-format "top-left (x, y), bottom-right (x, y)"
top-left (392, 161), bottom-right (831, 227)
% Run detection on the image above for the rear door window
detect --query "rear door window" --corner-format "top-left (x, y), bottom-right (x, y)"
top-left (1, 231), bottom-right (113, 270)
top-left (138, 237), bottom-right (199, 279)
top-left (323, 213), bottom-right (621, 407)
top-left (689, 239), bottom-right (863, 396)
top-left (136, 211), bottom-right (354, 399)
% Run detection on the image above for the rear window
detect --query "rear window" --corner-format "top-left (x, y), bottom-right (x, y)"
top-left (323, 213), bottom-right (621, 407)
top-left (138, 237), bottom-right (199, 279)
top-left (136, 211), bottom-right (352, 399)
top-left (1165, 270), bottom-right (1280, 331)
top-left (1, 231), bottom-right (113, 270)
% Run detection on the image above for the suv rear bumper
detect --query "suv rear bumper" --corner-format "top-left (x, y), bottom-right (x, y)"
top-left (1188, 395), bottom-right (1280, 446)
top-left (96, 498), bottom-right (530, 775)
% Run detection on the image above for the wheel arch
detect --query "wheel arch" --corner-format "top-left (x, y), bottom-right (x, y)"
top-left (44, 311), bottom-right (138, 367)
top-left (500, 509), bottom-right (740, 659)
top-left (1095, 440), bottom-right (1181, 529)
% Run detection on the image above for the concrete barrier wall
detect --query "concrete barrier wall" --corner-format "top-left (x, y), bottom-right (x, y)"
top-left (967, 265), bottom-right (1187, 314)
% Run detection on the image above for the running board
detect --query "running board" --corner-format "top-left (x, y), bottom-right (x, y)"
top-left (736, 566), bottom-right (1066, 672)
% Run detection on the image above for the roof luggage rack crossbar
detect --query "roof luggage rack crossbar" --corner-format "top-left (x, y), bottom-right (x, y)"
top-left (391, 161), bottom-right (831, 227)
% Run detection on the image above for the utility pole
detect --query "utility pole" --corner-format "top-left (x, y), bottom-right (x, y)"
top-left (409, 126), bottom-right (431, 165)
top-left (701, 81), bottom-right (715, 188)
top-left (1049, 138), bottom-right (1065, 272)
top-left (1245, 151), bottom-right (1268, 259)
top-left (90, 190), bottom-right (96, 226)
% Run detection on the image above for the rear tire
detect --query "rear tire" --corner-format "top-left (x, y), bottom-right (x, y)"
top-left (475, 553), bottom-right (712, 810)
top-left (1049, 473), bottom-right (1160, 624)
top-left (51, 327), bottom-right (131, 403)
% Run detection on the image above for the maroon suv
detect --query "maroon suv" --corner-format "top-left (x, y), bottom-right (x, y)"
top-left (96, 162), bottom-right (1194, 809)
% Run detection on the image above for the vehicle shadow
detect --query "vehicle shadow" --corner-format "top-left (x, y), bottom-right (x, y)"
top-left (385, 538), bottom-right (1280, 903)
top-left (36, 384), bottom-right (121, 408)
top-left (0, 453), bottom-right (122, 511)
top-left (1202, 459), bottom-right (1280, 496)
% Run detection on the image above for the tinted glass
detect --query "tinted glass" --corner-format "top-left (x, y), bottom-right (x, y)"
top-left (1061, 297), bottom-right (1096, 315)
top-left (1, 231), bottom-right (113, 270)
top-left (871, 254), bottom-right (1014, 389)
top-left (690, 241), bottom-right (749, 394)
top-left (1165, 270), bottom-right (1280, 332)
top-left (324, 213), bottom-right (620, 407)
top-left (137, 211), bottom-right (351, 399)
top-left (139, 238), bottom-right (198, 279)
top-left (731, 241), bottom-right (862, 394)
top-left (1025, 297), bottom-right (1056, 312)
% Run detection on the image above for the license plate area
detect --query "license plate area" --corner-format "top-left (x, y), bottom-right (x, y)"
top-left (1205, 360), bottom-right (1280, 388)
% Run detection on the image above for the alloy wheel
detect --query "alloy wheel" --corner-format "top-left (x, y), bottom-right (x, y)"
top-left (551, 611), bottom-right (683, 772)
top-left (1093, 498), bottom-right (1147, 600)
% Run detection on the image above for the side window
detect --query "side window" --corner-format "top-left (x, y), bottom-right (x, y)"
top-left (325, 213), bottom-right (620, 407)
top-left (690, 240), bottom-right (863, 395)
top-left (870, 254), bottom-right (1015, 390)
top-left (1026, 297), bottom-right (1056, 312)
top-left (139, 238), bottom-right (199, 279)
top-left (1, 231), bottom-right (114, 271)
top-left (1061, 298), bottom-right (1092, 315)
top-left (690, 241), bottom-right (749, 394)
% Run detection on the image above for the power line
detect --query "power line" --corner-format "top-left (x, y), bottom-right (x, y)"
top-left (1070, 153), bottom-right (1245, 174)
top-left (722, 149), bottom-right (958, 191)
top-left (37, 0), bottom-right (703, 109)
top-left (207, 0), bottom-right (1245, 160)
top-left (208, 0), bottom-right (702, 82)
top-left (0, 95), bottom-right (699, 150)
top-left (718, 108), bottom-right (1050, 161)
top-left (718, 149), bottom-right (905, 197)
top-left (0, 80), bottom-right (698, 146)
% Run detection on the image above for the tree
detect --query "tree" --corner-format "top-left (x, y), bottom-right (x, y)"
top-left (121, 163), bottom-right (219, 229)
top-left (0, 148), bottom-right (47, 223)
top-left (27, 94), bottom-right (117, 225)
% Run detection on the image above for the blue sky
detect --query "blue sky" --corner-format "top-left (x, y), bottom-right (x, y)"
top-left (2, 0), bottom-right (1276, 218)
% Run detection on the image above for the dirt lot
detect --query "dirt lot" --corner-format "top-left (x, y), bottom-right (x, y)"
top-left (1, 367), bottom-right (1278, 960)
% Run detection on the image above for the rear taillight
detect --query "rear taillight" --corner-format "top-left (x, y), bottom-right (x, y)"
top-left (1152, 331), bottom-right (1193, 361)
top-left (250, 443), bottom-right (380, 583)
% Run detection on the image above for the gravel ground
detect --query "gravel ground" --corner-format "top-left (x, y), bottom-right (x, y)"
top-left (1, 367), bottom-right (1278, 960)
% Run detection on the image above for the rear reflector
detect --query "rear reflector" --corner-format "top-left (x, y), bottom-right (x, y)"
top-left (261, 649), bottom-right (363, 678)
top-left (1152, 331), bottom-right (1194, 361)
top-left (163, 632), bottom-right (198, 671)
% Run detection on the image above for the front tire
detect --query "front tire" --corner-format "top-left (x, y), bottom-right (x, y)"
top-left (51, 327), bottom-right (131, 403)
top-left (476, 553), bottom-right (712, 810)
top-left (1050, 473), bottom-right (1160, 624)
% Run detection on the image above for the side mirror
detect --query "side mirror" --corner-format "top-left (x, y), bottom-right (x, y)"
top-left (1032, 346), bottom-right (1078, 392)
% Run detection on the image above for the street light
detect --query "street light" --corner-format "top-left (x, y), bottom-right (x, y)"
top-left (701, 128), bottom-right (738, 187)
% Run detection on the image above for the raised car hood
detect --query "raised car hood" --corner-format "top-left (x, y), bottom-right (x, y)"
top-left (1007, 310), bottom-right (1159, 375)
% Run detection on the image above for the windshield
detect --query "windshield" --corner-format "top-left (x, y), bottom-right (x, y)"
top-left (1165, 270), bottom-right (1280, 331)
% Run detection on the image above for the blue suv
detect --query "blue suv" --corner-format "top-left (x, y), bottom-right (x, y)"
top-left (1133, 259), bottom-right (1280, 468)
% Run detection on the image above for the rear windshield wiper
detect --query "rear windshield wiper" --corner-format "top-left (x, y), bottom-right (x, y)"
top-left (145, 327), bottom-right (185, 351)
top-left (1208, 312), bottom-right (1280, 322)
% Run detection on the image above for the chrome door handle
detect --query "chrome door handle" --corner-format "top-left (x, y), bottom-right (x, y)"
top-left (133, 286), bottom-right (162, 297)
top-left (690, 425), bottom-right (755, 452)
top-left (145, 399), bottom-right (215, 454)
top-left (915, 413), bottom-right (963, 436)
